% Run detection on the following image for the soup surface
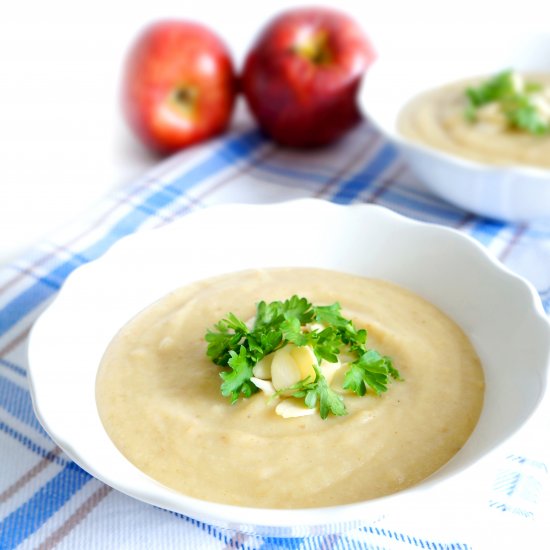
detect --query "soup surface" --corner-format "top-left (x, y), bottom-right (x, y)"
top-left (398, 74), bottom-right (550, 169)
top-left (96, 268), bottom-right (484, 508)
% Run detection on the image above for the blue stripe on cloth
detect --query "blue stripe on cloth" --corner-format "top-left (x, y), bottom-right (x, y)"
top-left (0, 358), bottom-right (26, 377)
top-left (360, 525), bottom-right (471, 549)
top-left (232, 127), bottom-right (377, 190)
top-left (0, 463), bottom-right (91, 549)
top-left (257, 538), bottom-right (305, 549)
top-left (171, 511), bottom-right (303, 550)
top-left (541, 288), bottom-right (550, 313)
top-left (170, 508), bottom-right (309, 550)
top-left (253, 161), bottom-right (336, 185)
top-left (169, 511), bottom-right (237, 547)
top-left (468, 218), bottom-right (507, 246)
top-left (0, 130), bottom-right (264, 339)
top-left (373, 185), bottom-right (466, 225)
top-left (330, 142), bottom-right (398, 204)
top-left (0, 421), bottom-right (66, 465)
top-left (0, 375), bottom-right (45, 434)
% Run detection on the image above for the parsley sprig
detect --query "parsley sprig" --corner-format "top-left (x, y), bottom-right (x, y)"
top-left (464, 70), bottom-right (550, 135)
top-left (205, 296), bottom-right (400, 419)
top-left (273, 366), bottom-right (347, 419)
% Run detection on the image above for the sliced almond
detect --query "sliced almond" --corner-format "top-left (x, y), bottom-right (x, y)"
top-left (275, 397), bottom-right (316, 418)
top-left (511, 72), bottom-right (524, 94)
top-left (250, 377), bottom-right (276, 397)
top-left (476, 102), bottom-right (507, 128)
top-left (319, 357), bottom-right (341, 385)
top-left (531, 94), bottom-right (550, 122)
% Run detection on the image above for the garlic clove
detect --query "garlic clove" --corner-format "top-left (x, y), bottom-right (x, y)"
top-left (252, 354), bottom-right (273, 380)
top-left (271, 344), bottom-right (317, 392)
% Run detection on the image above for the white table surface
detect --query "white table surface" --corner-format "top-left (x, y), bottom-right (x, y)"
top-left (1, 0), bottom-right (546, 262)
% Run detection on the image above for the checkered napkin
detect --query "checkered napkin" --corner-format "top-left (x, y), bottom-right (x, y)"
top-left (1, 122), bottom-right (549, 549)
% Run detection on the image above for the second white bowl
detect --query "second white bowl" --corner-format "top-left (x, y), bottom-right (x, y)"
top-left (360, 30), bottom-right (550, 222)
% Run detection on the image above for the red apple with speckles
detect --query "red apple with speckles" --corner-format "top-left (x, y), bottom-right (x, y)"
top-left (242, 7), bottom-right (375, 148)
top-left (122, 20), bottom-right (237, 155)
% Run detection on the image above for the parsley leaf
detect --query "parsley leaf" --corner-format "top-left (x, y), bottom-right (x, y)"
top-left (505, 94), bottom-right (549, 135)
top-left (204, 319), bottom-right (245, 367)
top-left (464, 70), bottom-right (550, 135)
top-left (205, 295), bottom-right (401, 419)
top-left (282, 295), bottom-right (315, 325)
top-left (276, 366), bottom-right (347, 419)
top-left (281, 317), bottom-right (308, 346)
top-left (309, 326), bottom-right (342, 363)
top-left (343, 349), bottom-right (397, 396)
top-left (466, 70), bottom-right (516, 107)
top-left (312, 366), bottom-right (347, 419)
top-left (220, 346), bottom-right (259, 403)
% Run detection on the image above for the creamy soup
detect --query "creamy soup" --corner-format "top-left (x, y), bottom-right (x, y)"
top-left (96, 268), bottom-right (484, 508)
top-left (398, 74), bottom-right (550, 169)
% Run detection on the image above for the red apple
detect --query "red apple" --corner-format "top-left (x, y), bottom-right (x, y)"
top-left (122, 20), bottom-right (237, 155)
top-left (242, 7), bottom-right (376, 147)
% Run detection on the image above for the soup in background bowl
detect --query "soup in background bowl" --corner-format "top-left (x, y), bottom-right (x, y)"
top-left (398, 72), bottom-right (550, 170)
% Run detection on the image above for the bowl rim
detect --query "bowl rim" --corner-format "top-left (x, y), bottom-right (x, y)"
top-left (27, 199), bottom-right (550, 533)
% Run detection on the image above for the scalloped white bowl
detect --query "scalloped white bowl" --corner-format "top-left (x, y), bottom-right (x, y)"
top-left (28, 200), bottom-right (550, 535)
top-left (360, 31), bottom-right (550, 222)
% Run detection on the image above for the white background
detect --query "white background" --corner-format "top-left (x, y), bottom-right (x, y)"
top-left (0, 0), bottom-right (547, 261)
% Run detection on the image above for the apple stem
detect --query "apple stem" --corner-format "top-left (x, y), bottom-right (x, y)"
top-left (173, 86), bottom-right (197, 106)
top-left (293, 31), bottom-right (332, 65)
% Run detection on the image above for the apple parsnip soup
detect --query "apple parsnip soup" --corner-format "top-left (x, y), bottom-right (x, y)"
top-left (96, 268), bottom-right (484, 508)
top-left (398, 70), bottom-right (550, 169)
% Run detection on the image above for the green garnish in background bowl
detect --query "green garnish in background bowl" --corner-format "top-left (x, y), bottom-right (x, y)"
top-left (465, 69), bottom-right (550, 135)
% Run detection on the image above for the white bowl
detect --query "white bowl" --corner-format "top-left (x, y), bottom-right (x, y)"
top-left (360, 30), bottom-right (550, 223)
top-left (27, 200), bottom-right (550, 535)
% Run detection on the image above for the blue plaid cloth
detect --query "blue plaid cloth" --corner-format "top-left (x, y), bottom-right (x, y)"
top-left (1, 122), bottom-right (549, 549)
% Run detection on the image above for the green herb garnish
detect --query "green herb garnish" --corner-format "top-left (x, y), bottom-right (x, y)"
top-left (273, 366), bottom-right (347, 420)
top-left (205, 295), bottom-right (400, 419)
top-left (465, 69), bottom-right (550, 135)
